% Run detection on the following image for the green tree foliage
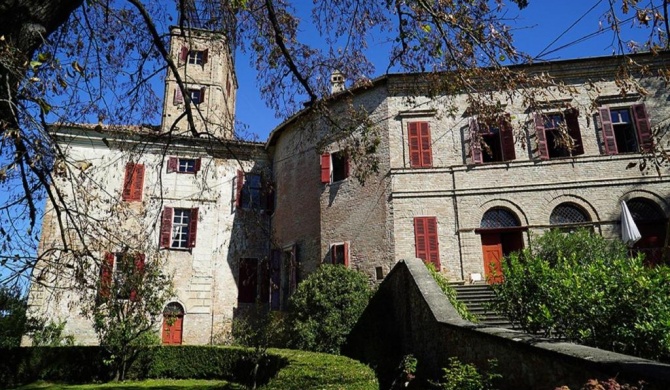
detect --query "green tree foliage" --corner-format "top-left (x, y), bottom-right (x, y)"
top-left (87, 252), bottom-right (174, 381)
top-left (492, 229), bottom-right (670, 361)
top-left (425, 263), bottom-right (478, 322)
top-left (437, 357), bottom-right (500, 390)
top-left (288, 264), bottom-right (373, 354)
top-left (0, 286), bottom-right (27, 347)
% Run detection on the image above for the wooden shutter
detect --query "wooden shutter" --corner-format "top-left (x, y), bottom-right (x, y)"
top-left (200, 87), bottom-right (206, 104)
top-left (533, 113), bottom-right (549, 160)
top-left (167, 157), bottom-right (178, 173)
top-left (632, 103), bottom-right (653, 152)
top-left (173, 87), bottom-right (184, 105)
top-left (188, 208), bottom-right (198, 248)
top-left (320, 153), bottom-right (331, 183)
top-left (202, 48), bottom-right (209, 64)
top-left (419, 122), bottom-right (432, 167)
top-left (564, 108), bottom-right (584, 156)
top-left (470, 119), bottom-right (483, 164)
top-left (598, 107), bottom-right (618, 155)
top-left (130, 253), bottom-right (145, 302)
top-left (235, 170), bottom-right (244, 207)
top-left (99, 252), bottom-right (114, 300)
top-left (343, 242), bottom-right (350, 267)
top-left (122, 163), bottom-right (134, 201)
top-left (194, 158), bottom-right (202, 173)
top-left (270, 250), bottom-right (281, 310)
top-left (238, 258), bottom-right (258, 304)
top-left (500, 114), bottom-right (516, 161)
top-left (160, 207), bottom-right (173, 248)
top-left (414, 217), bottom-right (440, 270)
top-left (179, 46), bottom-right (188, 64)
top-left (408, 122), bottom-right (422, 167)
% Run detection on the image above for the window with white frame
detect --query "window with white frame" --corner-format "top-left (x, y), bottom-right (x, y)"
top-left (172, 209), bottom-right (191, 249)
top-left (159, 207), bottom-right (198, 249)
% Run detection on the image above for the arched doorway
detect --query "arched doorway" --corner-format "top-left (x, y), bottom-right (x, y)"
top-left (627, 198), bottom-right (668, 266)
top-left (478, 207), bottom-right (525, 283)
top-left (162, 302), bottom-right (184, 345)
top-left (550, 202), bottom-right (592, 232)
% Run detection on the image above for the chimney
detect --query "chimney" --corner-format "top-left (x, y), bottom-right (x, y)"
top-left (330, 70), bottom-right (345, 94)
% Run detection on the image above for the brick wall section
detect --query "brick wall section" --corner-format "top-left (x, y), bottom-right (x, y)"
top-left (345, 257), bottom-right (670, 389)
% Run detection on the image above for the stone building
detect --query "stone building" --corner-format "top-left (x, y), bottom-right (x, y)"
top-left (24, 18), bottom-right (670, 345)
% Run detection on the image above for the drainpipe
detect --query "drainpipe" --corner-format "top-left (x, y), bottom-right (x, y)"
top-left (450, 166), bottom-right (465, 281)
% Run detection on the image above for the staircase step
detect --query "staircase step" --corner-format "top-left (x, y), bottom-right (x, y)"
top-left (453, 284), bottom-right (513, 328)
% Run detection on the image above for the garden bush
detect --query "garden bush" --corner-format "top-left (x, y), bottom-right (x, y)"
top-left (492, 229), bottom-right (670, 361)
top-left (288, 264), bottom-right (373, 354)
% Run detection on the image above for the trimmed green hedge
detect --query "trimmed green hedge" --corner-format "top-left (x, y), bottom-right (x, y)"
top-left (0, 346), bottom-right (378, 389)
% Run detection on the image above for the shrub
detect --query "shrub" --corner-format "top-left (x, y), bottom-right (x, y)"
top-left (288, 265), bottom-right (373, 354)
top-left (492, 229), bottom-right (670, 361)
top-left (437, 357), bottom-right (500, 390)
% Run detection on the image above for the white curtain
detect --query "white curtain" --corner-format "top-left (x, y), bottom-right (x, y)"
top-left (621, 200), bottom-right (642, 247)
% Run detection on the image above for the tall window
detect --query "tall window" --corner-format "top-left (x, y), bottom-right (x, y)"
top-left (408, 122), bottom-right (433, 168)
top-left (470, 115), bottom-right (515, 164)
top-left (320, 151), bottom-right (350, 184)
top-left (330, 242), bottom-right (349, 266)
top-left (534, 108), bottom-right (584, 160)
top-left (121, 163), bottom-right (144, 202)
top-left (599, 104), bottom-right (653, 154)
top-left (160, 207), bottom-right (198, 249)
top-left (98, 252), bottom-right (145, 301)
top-left (414, 217), bottom-right (440, 270)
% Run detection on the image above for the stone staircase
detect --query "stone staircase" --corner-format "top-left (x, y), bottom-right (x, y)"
top-left (453, 284), bottom-right (513, 328)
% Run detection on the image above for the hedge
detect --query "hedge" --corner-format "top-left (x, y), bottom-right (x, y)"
top-left (0, 346), bottom-right (378, 389)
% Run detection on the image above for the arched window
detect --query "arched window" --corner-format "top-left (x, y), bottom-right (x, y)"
top-left (480, 207), bottom-right (520, 228)
top-left (627, 198), bottom-right (664, 222)
top-left (162, 302), bottom-right (184, 345)
top-left (550, 203), bottom-right (590, 225)
top-left (626, 198), bottom-right (667, 266)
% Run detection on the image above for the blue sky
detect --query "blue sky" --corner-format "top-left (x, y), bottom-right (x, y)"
top-left (235, 0), bottom-right (656, 140)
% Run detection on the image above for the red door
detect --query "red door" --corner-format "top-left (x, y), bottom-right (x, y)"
top-left (162, 315), bottom-right (183, 345)
top-left (481, 233), bottom-right (504, 284)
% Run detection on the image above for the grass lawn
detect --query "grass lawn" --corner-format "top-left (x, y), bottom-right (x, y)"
top-left (13, 379), bottom-right (246, 390)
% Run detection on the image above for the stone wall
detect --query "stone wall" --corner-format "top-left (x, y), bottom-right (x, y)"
top-left (345, 257), bottom-right (670, 390)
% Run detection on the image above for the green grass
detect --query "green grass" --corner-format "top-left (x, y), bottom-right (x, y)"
top-left (13, 379), bottom-right (245, 389)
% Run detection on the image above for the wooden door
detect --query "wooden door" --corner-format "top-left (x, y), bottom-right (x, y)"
top-left (481, 233), bottom-right (504, 284)
top-left (162, 315), bottom-right (183, 345)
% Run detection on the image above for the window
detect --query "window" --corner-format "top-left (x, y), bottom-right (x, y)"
top-left (269, 246), bottom-right (297, 310)
top-left (533, 108), bottom-right (584, 160)
top-left (375, 266), bottom-right (384, 280)
top-left (480, 208), bottom-right (520, 228)
top-left (122, 163), bottom-right (144, 202)
top-left (320, 151), bottom-right (350, 184)
top-left (413, 217), bottom-right (440, 270)
top-left (550, 203), bottom-right (591, 232)
top-left (167, 157), bottom-right (201, 174)
top-left (470, 115), bottom-right (515, 164)
top-left (160, 207), bottom-right (198, 249)
top-left (599, 104), bottom-right (653, 154)
top-left (330, 242), bottom-right (349, 266)
top-left (172, 87), bottom-right (206, 105)
top-left (235, 171), bottom-right (263, 210)
top-left (238, 258), bottom-right (258, 304)
top-left (179, 46), bottom-right (208, 65)
top-left (408, 122), bottom-right (433, 168)
top-left (98, 252), bottom-right (145, 301)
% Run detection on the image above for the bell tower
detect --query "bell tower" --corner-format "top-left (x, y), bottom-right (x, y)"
top-left (161, 2), bottom-right (237, 139)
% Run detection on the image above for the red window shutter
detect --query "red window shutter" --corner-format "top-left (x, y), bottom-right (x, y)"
top-left (598, 107), bottom-right (618, 155)
top-left (235, 170), bottom-right (244, 207)
top-left (202, 49), bottom-right (209, 64)
top-left (173, 88), bottom-right (183, 105)
top-left (470, 119), bottom-right (483, 164)
top-left (160, 207), bottom-right (173, 248)
top-left (131, 164), bottom-right (144, 201)
top-left (533, 113), bottom-right (549, 160)
top-left (632, 103), bottom-right (653, 152)
top-left (194, 158), bottom-right (202, 173)
top-left (419, 122), bottom-right (432, 167)
top-left (167, 157), bottom-right (178, 173)
top-left (179, 46), bottom-right (188, 64)
top-left (188, 208), bottom-right (198, 248)
top-left (122, 163), bottom-right (134, 201)
top-left (414, 217), bottom-right (440, 270)
top-left (408, 122), bottom-right (422, 167)
top-left (343, 241), bottom-right (350, 267)
top-left (320, 153), bottom-right (331, 183)
top-left (500, 114), bottom-right (516, 161)
top-left (99, 252), bottom-right (114, 299)
top-left (130, 253), bottom-right (145, 302)
top-left (564, 108), bottom-right (584, 156)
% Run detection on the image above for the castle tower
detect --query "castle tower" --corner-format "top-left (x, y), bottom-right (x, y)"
top-left (161, 5), bottom-right (237, 139)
